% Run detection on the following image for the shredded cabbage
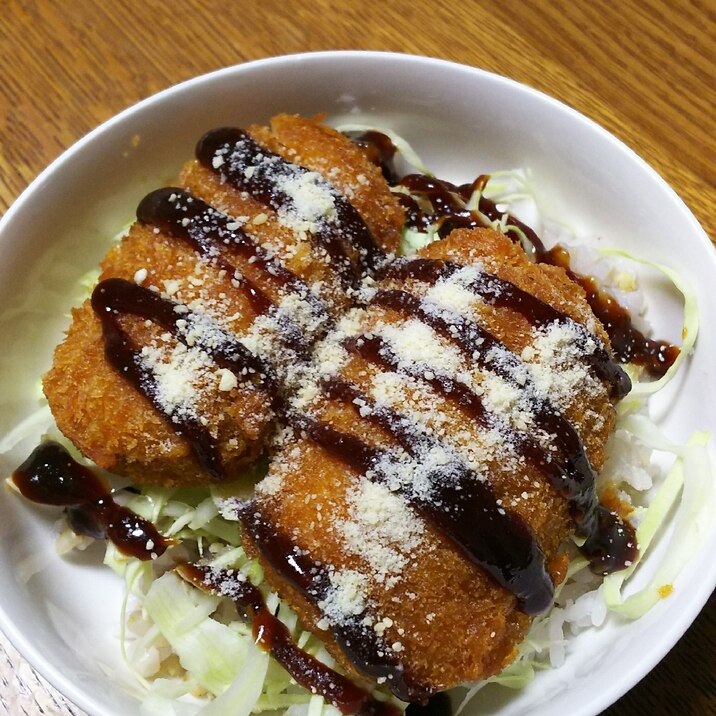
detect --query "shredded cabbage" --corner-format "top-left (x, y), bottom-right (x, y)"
top-left (199, 645), bottom-right (269, 716)
top-left (600, 248), bottom-right (699, 400)
top-left (400, 226), bottom-right (439, 256)
top-left (604, 431), bottom-right (713, 618)
top-left (105, 483), bottom-right (351, 714)
top-left (333, 123), bottom-right (434, 176)
top-left (397, 169), bottom-right (539, 257)
top-left (0, 404), bottom-right (54, 455)
top-left (142, 572), bottom-right (250, 695)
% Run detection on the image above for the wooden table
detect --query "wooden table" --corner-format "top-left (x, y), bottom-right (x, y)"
top-left (0, 1), bottom-right (713, 714)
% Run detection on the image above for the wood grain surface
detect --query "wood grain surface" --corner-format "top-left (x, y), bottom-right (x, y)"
top-left (0, 1), bottom-right (714, 714)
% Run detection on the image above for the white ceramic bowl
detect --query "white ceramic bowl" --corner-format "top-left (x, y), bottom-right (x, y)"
top-left (0, 51), bottom-right (714, 716)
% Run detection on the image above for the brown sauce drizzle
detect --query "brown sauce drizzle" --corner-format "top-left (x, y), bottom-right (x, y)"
top-left (545, 245), bottom-right (680, 377)
top-left (137, 188), bottom-right (272, 316)
top-left (365, 289), bottom-right (636, 573)
top-left (235, 515), bottom-right (427, 704)
top-left (178, 563), bottom-right (402, 716)
top-left (11, 442), bottom-right (170, 560)
top-left (196, 127), bottom-right (385, 285)
top-left (381, 257), bottom-right (631, 399)
top-left (344, 337), bottom-right (489, 426)
top-left (466, 193), bottom-right (677, 376)
top-left (370, 287), bottom-right (522, 383)
top-left (289, 386), bottom-right (554, 616)
top-left (405, 693), bottom-right (452, 716)
top-left (91, 278), bottom-right (273, 479)
top-left (344, 335), bottom-right (636, 573)
top-left (136, 186), bottom-right (331, 355)
top-left (343, 130), bottom-right (400, 185)
top-left (90, 185), bottom-right (340, 479)
top-left (348, 131), bottom-right (679, 379)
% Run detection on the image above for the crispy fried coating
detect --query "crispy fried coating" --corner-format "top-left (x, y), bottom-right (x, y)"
top-left (250, 114), bottom-right (404, 256)
top-left (244, 228), bottom-right (620, 695)
top-left (44, 225), bottom-right (273, 486)
top-left (44, 115), bottom-right (404, 486)
top-left (181, 113), bottom-right (404, 311)
top-left (417, 228), bottom-right (616, 470)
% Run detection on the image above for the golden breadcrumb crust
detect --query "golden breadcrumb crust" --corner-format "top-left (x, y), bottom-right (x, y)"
top-left (246, 228), bottom-right (619, 694)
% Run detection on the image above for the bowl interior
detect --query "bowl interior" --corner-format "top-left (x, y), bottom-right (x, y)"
top-left (0, 51), bottom-right (714, 716)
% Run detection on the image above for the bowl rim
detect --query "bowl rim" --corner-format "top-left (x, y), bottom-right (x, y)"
top-left (0, 49), bottom-right (713, 716)
top-left (2, 50), bottom-right (712, 251)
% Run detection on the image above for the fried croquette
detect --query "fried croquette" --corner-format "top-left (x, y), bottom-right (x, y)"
top-left (240, 228), bottom-right (625, 698)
